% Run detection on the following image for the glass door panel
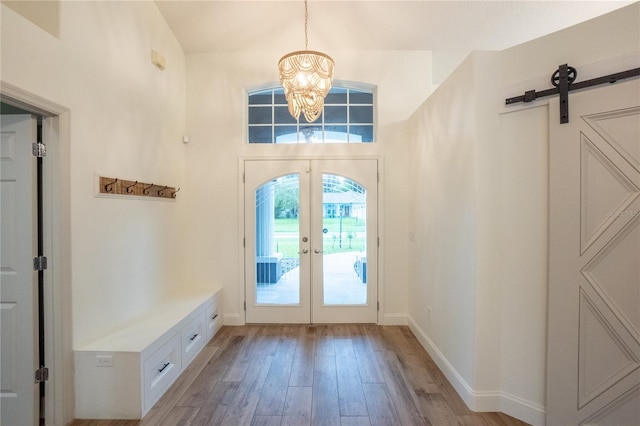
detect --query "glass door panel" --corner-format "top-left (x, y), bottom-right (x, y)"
top-left (245, 160), bottom-right (310, 324)
top-left (311, 160), bottom-right (378, 323)
top-left (321, 174), bottom-right (367, 305)
top-left (255, 175), bottom-right (300, 304)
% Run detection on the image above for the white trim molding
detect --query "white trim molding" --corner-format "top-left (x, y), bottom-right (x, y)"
top-left (407, 315), bottom-right (546, 426)
top-left (380, 313), bottom-right (408, 326)
top-left (1, 80), bottom-right (73, 426)
top-left (223, 312), bottom-right (245, 326)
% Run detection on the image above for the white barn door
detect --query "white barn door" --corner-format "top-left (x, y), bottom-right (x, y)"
top-left (0, 114), bottom-right (38, 425)
top-left (548, 79), bottom-right (640, 424)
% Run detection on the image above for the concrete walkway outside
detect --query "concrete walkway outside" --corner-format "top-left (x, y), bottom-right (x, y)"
top-left (256, 252), bottom-right (367, 305)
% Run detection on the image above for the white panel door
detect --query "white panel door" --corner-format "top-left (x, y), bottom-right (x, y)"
top-left (548, 80), bottom-right (640, 425)
top-left (245, 159), bottom-right (378, 324)
top-left (0, 114), bottom-right (38, 426)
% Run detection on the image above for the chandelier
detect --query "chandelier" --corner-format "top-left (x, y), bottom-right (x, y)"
top-left (278, 0), bottom-right (334, 123)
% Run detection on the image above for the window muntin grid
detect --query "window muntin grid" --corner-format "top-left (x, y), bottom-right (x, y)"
top-left (248, 86), bottom-right (375, 144)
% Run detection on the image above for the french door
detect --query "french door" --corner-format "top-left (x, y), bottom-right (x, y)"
top-left (244, 159), bottom-right (378, 323)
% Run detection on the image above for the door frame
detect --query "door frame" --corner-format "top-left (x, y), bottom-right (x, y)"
top-left (1, 81), bottom-right (72, 426)
top-left (238, 155), bottom-right (385, 325)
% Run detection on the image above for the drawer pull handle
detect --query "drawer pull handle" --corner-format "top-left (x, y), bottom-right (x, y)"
top-left (190, 333), bottom-right (199, 341)
top-left (211, 314), bottom-right (219, 320)
top-left (158, 362), bottom-right (170, 373)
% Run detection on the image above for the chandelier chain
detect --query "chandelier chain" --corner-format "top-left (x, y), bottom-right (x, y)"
top-left (278, 0), bottom-right (334, 122)
top-left (304, 0), bottom-right (309, 50)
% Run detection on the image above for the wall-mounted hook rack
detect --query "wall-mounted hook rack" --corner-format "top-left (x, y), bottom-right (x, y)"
top-left (98, 176), bottom-right (178, 200)
top-left (143, 182), bottom-right (154, 195)
top-left (104, 178), bottom-right (118, 193)
top-left (125, 181), bottom-right (138, 194)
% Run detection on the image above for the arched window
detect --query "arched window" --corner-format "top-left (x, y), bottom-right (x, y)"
top-left (247, 85), bottom-right (375, 144)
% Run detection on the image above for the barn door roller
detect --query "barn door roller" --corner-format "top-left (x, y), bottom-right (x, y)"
top-left (505, 64), bottom-right (640, 124)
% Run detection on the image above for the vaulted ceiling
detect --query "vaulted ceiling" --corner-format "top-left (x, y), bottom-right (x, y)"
top-left (156, 0), bottom-right (632, 54)
top-left (155, 0), bottom-right (634, 83)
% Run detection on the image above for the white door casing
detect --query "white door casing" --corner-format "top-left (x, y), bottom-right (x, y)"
top-left (548, 80), bottom-right (640, 425)
top-left (244, 159), bottom-right (378, 324)
top-left (0, 114), bottom-right (38, 426)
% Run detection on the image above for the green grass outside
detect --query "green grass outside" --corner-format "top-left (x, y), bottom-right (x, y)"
top-left (274, 217), bottom-right (365, 232)
top-left (273, 217), bottom-right (366, 257)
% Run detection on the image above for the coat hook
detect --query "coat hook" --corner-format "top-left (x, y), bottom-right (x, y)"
top-left (104, 178), bottom-right (118, 192)
top-left (125, 181), bottom-right (138, 194)
top-left (158, 185), bottom-right (168, 197)
top-left (143, 183), bottom-right (154, 195)
top-left (171, 187), bottom-right (181, 198)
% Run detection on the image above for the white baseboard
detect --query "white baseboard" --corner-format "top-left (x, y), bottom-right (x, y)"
top-left (225, 312), bottom-right (408, 326)
top-left (406, 316), bottom-right (477, 407)
top-left (499, 392), bottom-right (546, 426)
top-left (380, 312), bottom-right (408, 325)
top-left (407, 315), bottom-right (546, 426)
top-left (223, 312), bottom-right (244, 326)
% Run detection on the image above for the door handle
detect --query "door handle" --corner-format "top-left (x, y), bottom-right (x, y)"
top-left (314, 249), bottom-right (324, 253)
top-left (299, 249), bottom-right (309, 254)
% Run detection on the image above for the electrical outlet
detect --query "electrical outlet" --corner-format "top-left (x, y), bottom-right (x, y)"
top-left (96, 355), bottom-right (114, 367)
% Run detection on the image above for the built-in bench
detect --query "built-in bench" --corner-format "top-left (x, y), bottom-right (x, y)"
top-left (74, 288), bottom-right (223, 419)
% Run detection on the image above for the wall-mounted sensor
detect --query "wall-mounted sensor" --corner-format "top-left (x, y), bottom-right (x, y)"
top-left (151, 50), bottom-right (166, 70)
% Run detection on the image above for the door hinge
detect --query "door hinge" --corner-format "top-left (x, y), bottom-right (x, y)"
top-left (244, 301), bottom-right (246, 311)
top-left (35, 367), bottom-right (49, 383)
top-left (377, 301), bottom-right (380, 311)
top-left (32, 142), bottom-right (46, 158)
top-left (33, 256), bottom-right (48, 271)
top-left (377, 237), bottom-right (380, 247)
top-left (243, 237), bottom-right (245, 248)
top-left (243, 172), bottom-right (245, 183)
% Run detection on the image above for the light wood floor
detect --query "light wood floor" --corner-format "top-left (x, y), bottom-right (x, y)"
top-left (71, 325), bottom-right (530, 426)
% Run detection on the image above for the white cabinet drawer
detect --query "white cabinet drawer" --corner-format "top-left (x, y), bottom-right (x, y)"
top-left (143, 333), bottom-right (181, 412)
top-left (205, 298), bottom-right (222, 341)
top-left (74, 290), bottom-right (223, 419)
top-left (181, 313), bottom-right (206, 366)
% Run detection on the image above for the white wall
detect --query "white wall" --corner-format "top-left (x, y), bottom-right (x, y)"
top-left (3, 0), bottom-right (636, 423)
top-left (183, 49), bottom-right (432, 324)
top-left (406, 3), bottom-right (640, 425)
top-left (1, 5), bottom-right (187, 422)
top-left (406, 50), bottom-right (486, 397)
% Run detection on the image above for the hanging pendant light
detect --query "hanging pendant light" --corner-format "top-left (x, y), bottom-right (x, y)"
top-left (278, 0), bottom-right (334, 123)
